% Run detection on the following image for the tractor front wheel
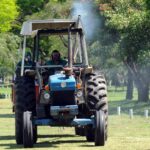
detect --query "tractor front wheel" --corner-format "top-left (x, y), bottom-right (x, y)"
top-left (85, 125), bottom-right (94, 142)
top-left (33, 125), bottom-right (37, 143)
top-left (23, 111), bottom-right (34, 148)
top-left (75, 127), bottom-right (85, 136)
top-left (95, 110), bottom-right (105, 146)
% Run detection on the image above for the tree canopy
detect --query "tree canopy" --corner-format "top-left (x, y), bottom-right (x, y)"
top-left (0, 0), bottom-right (18, 32)
top-left (0, 33), bottom-right (20, 79)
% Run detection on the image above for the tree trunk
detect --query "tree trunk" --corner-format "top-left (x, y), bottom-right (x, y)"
top-left (126, 69), bottom-right (133, 100)
top-left (2, 75), bottom-right (4, 83)
top-left (137, 82), bottom-right (149, 102)
top-left (124, 58), bottom-right (149, 102)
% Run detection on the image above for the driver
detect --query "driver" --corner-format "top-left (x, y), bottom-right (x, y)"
top-left (45, 50), bottom-right (67, 66)
top-left (43, 50), bottom-right (67, 85)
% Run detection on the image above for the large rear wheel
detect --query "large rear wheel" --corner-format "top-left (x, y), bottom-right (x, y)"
top-left (15, 76), bottom-right (36, 145)
top-left (15, 77), bottom-right (25, 144)
top-left (33, 125), bottom-right (37, 143)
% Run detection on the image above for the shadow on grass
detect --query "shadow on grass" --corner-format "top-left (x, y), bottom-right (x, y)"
top-left (80, 145), bottom-right (96, 147)
top-left (0, 134), bottom-right (90, 149)
top-left (0, 134), bottom-right (76, 141)
top-left (38, 134), bottom-right (76, 138)
top-left (0, 143), bottom-right (23, 149)
top-left (0, 135), bottom-right (15, 141)
top-left (109, 100), bottom-right (150, 116)
top-left (35, 139), bottom-right (87, 148)
top-left (0, 114), bottom-right (14, 118)
top-left (0, 107), bottom-right (11, 110)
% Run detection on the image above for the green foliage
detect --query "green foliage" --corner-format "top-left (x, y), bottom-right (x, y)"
top-left (0, 0), bottom-right (18, 32)
top-left (97, 0), bottom-right (150, 68)
top-left (0, 33), bottom-right (20, 77)
top-left (17, 0), bottom-right (48, 17)
top-left (26, 0), bottom-right (71, 20)
top-left (52, 0), bottom-right (67, 2)
top-left (12, 0), bottom-right (49, 33)
top-left (104, 0), bottom-right (150, 67)
top-left (105, 0), bottom-right (146, 31)
top-left (146, 0), bottom-right (150, 10)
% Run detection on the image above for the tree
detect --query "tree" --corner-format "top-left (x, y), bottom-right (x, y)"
top-left (17, 0), bottom-right (49, 18)
top-left (0, 0), bottom-right (19, 80)
top-left (0, 33), bottom-right (20, 80)
top-left (100, 0), bottom-right (150, 101)
top-left (0, 0), bottom-right (18, 32)
top-left (26, 0), bottom-right (71, 20)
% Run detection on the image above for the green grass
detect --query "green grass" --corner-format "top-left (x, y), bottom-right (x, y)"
top-left (0, 87), bottom-right (11, 95)
top-left (108, 86), bottom-right (150, 116)
top-left (1, 90), bottom-right (150, 150)
top-left (108, 86), bottom-right (138, 101)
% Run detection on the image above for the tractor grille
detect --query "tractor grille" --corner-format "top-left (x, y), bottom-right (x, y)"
top-left (51, 90), bottom-right (75, 106)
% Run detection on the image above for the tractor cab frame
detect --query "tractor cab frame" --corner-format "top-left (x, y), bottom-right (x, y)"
top-left (20, 17), bottom-right (90, 76)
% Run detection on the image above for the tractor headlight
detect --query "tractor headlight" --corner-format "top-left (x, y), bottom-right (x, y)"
top-left (44, 93), bottom-right (50, 100)
top-left (76, 90), bottom-right (83, 98)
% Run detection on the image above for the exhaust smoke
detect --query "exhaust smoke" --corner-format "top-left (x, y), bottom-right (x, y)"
top-left (71, 0), bottom-right (101, 40)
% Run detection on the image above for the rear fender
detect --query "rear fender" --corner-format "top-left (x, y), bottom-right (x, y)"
top-left (35, 83), bottom-right (40, 103)
top-left (11, 83), bottom-right (15, 112)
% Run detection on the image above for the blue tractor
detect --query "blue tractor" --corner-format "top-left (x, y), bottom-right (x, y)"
top-left (13, 17), bottom-right (108, 148)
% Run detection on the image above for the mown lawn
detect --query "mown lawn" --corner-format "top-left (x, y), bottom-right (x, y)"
top-left (0, 88), bottom-right (150, 150)
top-left (0, 86), bottom-right (11, 95)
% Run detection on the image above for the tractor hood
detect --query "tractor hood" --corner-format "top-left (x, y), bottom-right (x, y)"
top-left (49, 74), bottom-right (76, 91)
